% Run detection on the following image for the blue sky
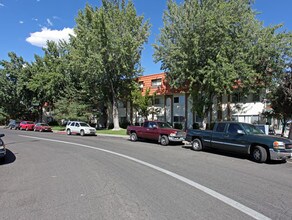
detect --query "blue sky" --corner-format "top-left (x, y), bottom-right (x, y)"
top-left (0, 0), bottom-right (292, 75)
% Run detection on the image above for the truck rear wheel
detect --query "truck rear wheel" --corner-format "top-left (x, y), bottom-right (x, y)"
top-left (130, 132), bottom-right (138, 141)
top-left (251, 145), bottom-right (267, 163)
top-left (160, 135), bottom-right (169, 146)
top-left (192, 138), bottom-right (203, 151)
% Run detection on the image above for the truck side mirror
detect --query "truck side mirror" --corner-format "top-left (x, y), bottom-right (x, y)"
top-left (237, 130), bottom-right (245, 135)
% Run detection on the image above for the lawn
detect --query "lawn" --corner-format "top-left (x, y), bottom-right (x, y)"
top-left (51, 126), bottom-right (65, 131)
top-left (96, 128), bottom-right (127, 136)
top-left (51, 126), bottom-right (127, 136)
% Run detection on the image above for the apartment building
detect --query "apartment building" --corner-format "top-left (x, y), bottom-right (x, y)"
top-left (118, 72), bottom-right (269, 129)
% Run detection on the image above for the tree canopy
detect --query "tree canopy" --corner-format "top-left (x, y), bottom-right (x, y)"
top-left (154, 0), bottom-right (292, 124)
top-left (69, 0), bottom-right (150, 129)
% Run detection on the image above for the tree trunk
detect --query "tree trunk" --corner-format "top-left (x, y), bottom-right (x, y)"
top-left (227, 95), bottom-right (231, 121)
top-left (288, 124), bottom-right (292, 140)
top-left (112, 97), bottom-right (120, 130)
top-left (281, 119), bottom-right (287, 137)
top-left (217, 96), bottom-right (223, 121)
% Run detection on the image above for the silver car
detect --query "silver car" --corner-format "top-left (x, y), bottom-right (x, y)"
top-left (66, 121), bottom-right (96, 136)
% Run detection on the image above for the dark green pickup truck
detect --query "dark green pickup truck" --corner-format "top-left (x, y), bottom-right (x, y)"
top-left (186, 121), bottom-right (292, 163)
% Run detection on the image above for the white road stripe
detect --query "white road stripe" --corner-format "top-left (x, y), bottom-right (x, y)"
top-left (19, 135), bottom-right (271, 220)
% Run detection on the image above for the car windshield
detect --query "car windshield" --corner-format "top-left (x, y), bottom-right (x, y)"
top-left (27, 121), bottom-right (34, 124)
top-left (40, 123), bottom-right (48, 126)
top-left (242, 123), bottom-right (264, 135)
top-left (80, 122), bottom-right (90, 127)
top-left (157, 122), bottom-right (173, 128)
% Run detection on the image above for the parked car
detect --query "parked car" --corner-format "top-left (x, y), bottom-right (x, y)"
top-left (19, 121), bottom-right (35, 131)
top-left (34, 123), bottom-right (52, 132)
top-left (127, 121), bottom-right (186, 146)
top-left (66, 121), bottom-right (96, 136)
top-left (0, 134), bottom-right (6, 163)
top-left (7, 120), bottom-right (20, 130)
top-left (186, 121), bottom-right (292, 163)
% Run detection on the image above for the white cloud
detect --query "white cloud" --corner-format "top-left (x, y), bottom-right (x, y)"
top-left (26, 27), bottom-right (74, 48)
top-left (47, 18), bottom-right (53, 26)
top-left (19, 21), bottom-right (24, 24)
top-left (0, 3), bottom-right (4, 7)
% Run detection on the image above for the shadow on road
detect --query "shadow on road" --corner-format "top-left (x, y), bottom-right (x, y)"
top-left (128, 139), bottom-right (184, 146)
top-left (0, 149), bottom-right (16, 165)
top-left (182, 145), bottom-right (287, 164)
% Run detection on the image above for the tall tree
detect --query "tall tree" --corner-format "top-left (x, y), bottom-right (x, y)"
top-left (0, 52), bottom-right (33, 119)
top-left (70, 0), bottom-right (150, 130)
top-left (269, 68), bottom-right (292, 136)
top-left (28, 41), bottom-right (68, 110)
top-left (154, 0), bottom-right (292, 126)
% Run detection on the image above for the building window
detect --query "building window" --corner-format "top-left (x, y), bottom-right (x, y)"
top-left (252, 93), bottom-right (260, 102)
top-left (174, 116), bottom-right (185, 122)
top-left (154, 98), bottom-right (160, 105)
top-left (174, 97), bottom-right (179, 103)
top-left (151, 79), bottom-right (162, 87)
top-left (138, 81), bottom-right (144, 90)
top-left (118, 101), bottom-right (127, 108)
top-left (157, 116), bottom-right (164, 121)
top-left (232, 93), bottom-right (246, 103)
top-left (232, 93), bottom-right (239, 103)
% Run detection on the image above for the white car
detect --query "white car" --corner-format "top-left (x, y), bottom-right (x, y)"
top-left (66, 121), bottom-right (96, 136)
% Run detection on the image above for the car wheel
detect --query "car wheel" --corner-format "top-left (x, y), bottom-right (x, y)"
top-left (192, 138), bottom-right (203, 151)
top-left (130, 132), bottom-right (138, 141)
top-left (251, 145), bottom-right (267, 163)
top-left (160, 135), bottom-right (169, 146)
top-left (26, 127), bottom-right (29, 131)
top-left (80, 130), bottom-right (85, 136)
top-left (40, 129), bottom-right (43, 132)
top-left (66, 129), bottom-right (71, 135)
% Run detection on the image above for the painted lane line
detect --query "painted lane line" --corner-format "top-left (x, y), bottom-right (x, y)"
top-left (19, 135), bottom-right (271, 220)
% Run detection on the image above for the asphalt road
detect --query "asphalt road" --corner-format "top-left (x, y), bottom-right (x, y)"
top-left (0, 128), bottom-right (292, 220)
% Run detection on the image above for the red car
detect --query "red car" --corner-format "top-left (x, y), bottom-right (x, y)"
top-left (34, 123), bottom-right (52, 132)
top-left (19, 121), bottom-right (35, 131)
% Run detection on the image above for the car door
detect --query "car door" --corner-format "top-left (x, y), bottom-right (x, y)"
top-left (69, 122), bottom-right (76, 133)
top-left (145, 121), bottom-right (160, 140)
top-left (221, 123), bottom-right (248, 153)
top-left (210, 123), bottom-right (227, 150)
top-left (73, 122), bottom-right (80, 134)
top-left (21, 121), bottom-right (27, 130)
